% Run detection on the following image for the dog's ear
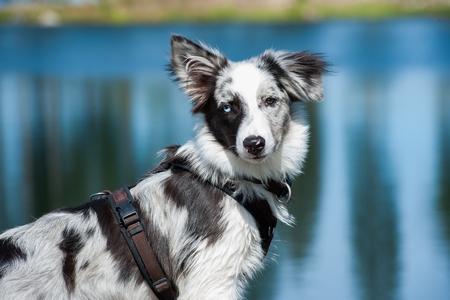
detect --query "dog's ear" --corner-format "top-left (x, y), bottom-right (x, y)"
top-left (169, 35), bottom-right (229, 112)
top-left (259, 51), bottom-right (328, 102)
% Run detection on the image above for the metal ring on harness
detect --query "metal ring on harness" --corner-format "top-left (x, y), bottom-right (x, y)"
top-left (89, 191), bottom-right (110, 200)
top-left (277, 182), bottom-right (292, 204)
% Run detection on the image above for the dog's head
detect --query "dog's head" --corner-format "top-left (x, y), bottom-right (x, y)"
top-left (169, 35), bottom-right (326, 165)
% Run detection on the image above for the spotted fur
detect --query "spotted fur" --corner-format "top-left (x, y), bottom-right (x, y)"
top-left (0, 35), bottom-right (326, 300)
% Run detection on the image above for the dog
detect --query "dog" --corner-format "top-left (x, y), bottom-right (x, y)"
top-left (0, 35), bottom-right (326, 300)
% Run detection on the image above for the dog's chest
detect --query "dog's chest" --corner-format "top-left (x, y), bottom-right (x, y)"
top-left (176, 196), bottom-right (265, 299)
top-left (218, 195), bottom-right (265, 268)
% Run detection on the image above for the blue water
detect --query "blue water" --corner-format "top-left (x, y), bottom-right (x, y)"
top-left (0, 19), bottom-right (449, 299)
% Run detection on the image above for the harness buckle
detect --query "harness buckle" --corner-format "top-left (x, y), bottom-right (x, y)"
top-left (116, 201), bottom-right (140, 228)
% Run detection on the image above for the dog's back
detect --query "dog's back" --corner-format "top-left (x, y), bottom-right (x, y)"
top-left (0, 161), bottom-right (264, 300)
top-left (0, 200), bottom-right (153, 300)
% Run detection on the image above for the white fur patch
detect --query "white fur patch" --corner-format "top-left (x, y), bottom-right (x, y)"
top-left (226, 63), bottom-right (278, 159)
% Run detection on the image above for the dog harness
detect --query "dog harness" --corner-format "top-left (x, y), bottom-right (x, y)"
top-left (90, 189), bottom-right (178, 300)
top-left (165, 158), bottom-right (291, 255)
top-left (91, 155), bottom-right (291, 300)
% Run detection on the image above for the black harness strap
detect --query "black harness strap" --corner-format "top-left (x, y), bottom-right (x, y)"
top-left (92, 189), bottom-right (177, 300)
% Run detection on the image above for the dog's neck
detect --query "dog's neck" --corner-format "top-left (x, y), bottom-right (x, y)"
top-left (170, 113), bottom-right (309, 225)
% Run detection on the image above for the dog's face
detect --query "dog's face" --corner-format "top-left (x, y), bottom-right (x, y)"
top-left (170, 35), bottom-right (326, 164)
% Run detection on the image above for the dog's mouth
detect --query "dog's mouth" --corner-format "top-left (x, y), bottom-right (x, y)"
top-left (240, 153), bottom-right (268, 164)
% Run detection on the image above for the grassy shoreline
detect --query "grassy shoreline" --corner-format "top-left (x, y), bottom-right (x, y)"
top-left (0, 2), bottom-right (449, 25)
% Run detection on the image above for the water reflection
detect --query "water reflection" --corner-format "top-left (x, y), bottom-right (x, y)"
top-left (0, 20), bottom-right (449, 299)
top-left (346, 76), bottom-right (399, 300)
top-left (0, 75), bottom-right (195, 226)
top-left (437, 78), bottom-right (450, 257)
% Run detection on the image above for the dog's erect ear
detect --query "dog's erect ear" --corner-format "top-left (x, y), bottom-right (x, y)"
top-left (259, 51), bottom-right (327, 102)
top-left (169, 35), bottom-right (229, 112)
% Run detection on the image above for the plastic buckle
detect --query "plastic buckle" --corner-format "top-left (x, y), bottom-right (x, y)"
top-left (116, 201), bottom-right (140, 228)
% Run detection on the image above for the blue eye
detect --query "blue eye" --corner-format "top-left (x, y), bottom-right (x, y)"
top-left (222, 104), bottom-right (232, 113)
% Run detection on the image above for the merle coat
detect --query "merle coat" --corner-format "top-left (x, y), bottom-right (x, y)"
top-left (0, 35), bottom-right (326, 300)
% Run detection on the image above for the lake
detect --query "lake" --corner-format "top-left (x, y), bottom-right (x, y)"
top-left (0, 18), bottom-right (449, 299)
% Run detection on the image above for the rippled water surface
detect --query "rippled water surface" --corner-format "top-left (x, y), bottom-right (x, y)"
top-left (0, 19), bottom-right (449, 300)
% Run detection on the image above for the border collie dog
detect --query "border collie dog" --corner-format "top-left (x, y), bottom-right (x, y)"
top-left (0, 35), bottom-right (326, 300)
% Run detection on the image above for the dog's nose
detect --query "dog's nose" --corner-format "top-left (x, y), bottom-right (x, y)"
top-left (243, 135), bottom-right (265, 155)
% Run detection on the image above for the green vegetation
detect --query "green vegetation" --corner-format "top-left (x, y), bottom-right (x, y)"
top-left (0, 0), bottom-right (448, 25)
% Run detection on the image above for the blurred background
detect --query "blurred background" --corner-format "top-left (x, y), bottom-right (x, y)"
top-left (0, 1), bottom-right (449, 299)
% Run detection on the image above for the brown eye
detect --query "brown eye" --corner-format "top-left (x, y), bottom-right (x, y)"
top-left (264, 97), bottom-right (278, 107)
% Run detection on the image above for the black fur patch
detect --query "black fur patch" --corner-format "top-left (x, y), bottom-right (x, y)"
top-left (164, 162), bottom-right (225, 245)
top-left (203, 94), bottom-right (244, 154)
top-left (59, 227), bottom-right (84, 293)
top-left (258, 52), bottom-right (289, 90)
top-left (0, 238), bottom-right (27, 279)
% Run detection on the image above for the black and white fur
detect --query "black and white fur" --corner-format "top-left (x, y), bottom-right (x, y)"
top-left (0, 35), bottom-right (326, 300)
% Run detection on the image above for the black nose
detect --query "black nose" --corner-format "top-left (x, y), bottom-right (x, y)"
top-left (243, 135), bottom-right (265, 155)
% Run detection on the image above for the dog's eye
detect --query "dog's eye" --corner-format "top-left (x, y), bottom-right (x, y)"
top-left (222, 104), bottom-right (232, 113)
top-left (264, 97), bottom-right (278, 107)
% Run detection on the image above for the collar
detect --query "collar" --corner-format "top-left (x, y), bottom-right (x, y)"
top-left (167, 159), bottom-right (292, 204)
top-left (226, 177), bottom-right (292, 204)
